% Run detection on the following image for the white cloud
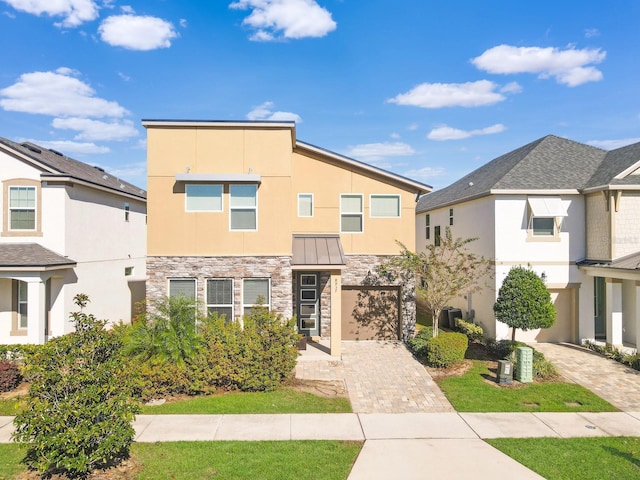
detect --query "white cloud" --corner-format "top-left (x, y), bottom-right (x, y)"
top-left (247, 101), bottom-right (302, 122)
top-left (390, 132), bottom-right (400, 140)
top-left (346, 142), bottom-right (416, 163)
top-left (472, 44), bottom-right (606, 87)
top-left (388, 80), bottom-right (509, 108)
top-left (117, 72), bottom-right (131, 81)
top-left (408, 123), bottom-right (419, 131)
top-left (99, 14), bottom-right (178, 50)
top-left (0, 68), bottom-right (128, 118)
top-left (584, 28), bottom-right (600, 38)
top-left (587, 138), bottom-right (640, 150)
top-left (31, 139), bottom-right (110, 155)
top-left (402, 166), bottom-right (445, 181)
top-left (500, 81), bottom-right (522, 94)
top-left (52, 118), bottom-right (139, 141)
top-left (427, 123), bottom-right (506, 141)
top-left (229, 0), bottom-right (336, 41)
top-left (1, 0), bottom-right (99, 27)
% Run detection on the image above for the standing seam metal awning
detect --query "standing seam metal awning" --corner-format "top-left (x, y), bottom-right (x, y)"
top-left (527, 197), bottom-right (568, 217)
top-left (291, 234), bottom-right (346, 268)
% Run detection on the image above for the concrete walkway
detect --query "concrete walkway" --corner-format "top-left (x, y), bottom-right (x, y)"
top-left (534, 342), bottom-right (640, 411)
top-left (5, 412), bottom-right (640, 478)
top-left (296, 340), bottom-right (453, 413)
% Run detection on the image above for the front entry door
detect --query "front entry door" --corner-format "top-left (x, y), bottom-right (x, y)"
top-left (297, 273), bottom-right (320, 336)
top-left (594, 276), bottom-right (606, 340)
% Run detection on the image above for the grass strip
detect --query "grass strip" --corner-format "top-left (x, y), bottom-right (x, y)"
top-left (140, 389), bottom-right (351, 414)
top-left (0, 441), bottom-right (362, 480)
top-left (487, 437), bottom-right (640, 480)
top-left (437, 360), bottom-right (617, 412)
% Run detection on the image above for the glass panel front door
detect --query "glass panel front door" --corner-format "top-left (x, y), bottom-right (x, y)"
top-left (297, 273), bottom-right (319, 336)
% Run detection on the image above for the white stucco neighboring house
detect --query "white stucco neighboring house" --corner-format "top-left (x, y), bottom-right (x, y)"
top-left (0, 138), bottom-right (147, 344)
top-left (416, 135), bottom-right (640, 349)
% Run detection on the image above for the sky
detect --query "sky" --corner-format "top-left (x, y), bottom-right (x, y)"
top-left (0, 1), bottom-right (639, 191)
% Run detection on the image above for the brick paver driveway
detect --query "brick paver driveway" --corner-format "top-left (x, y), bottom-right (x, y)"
top-left (534, 342), bottom-right (640, 411)
top-left (296, 340), bottom-right (453, 413)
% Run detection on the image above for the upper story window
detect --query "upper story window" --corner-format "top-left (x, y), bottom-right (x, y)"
top-left (230, 185), bottom-right (257, 231)
top-left (425, 214), bottom-right (430, 240)
top-left (532, 217), bottom-right (555, 236)
top-left (298, 193), bottom-right (313, 217)
top-left (527, 197), bottom-right (567, 240)
top-left (186, 184), bottom-right (223, 212)
top-left (340, 194), bottom-right (363, 233)
top-left (9, 186), bottom-right (36, 230)
top-left (124, 202), bottom-right (130, 221)
top-left (449, 208), bottom-right (454, 226)
top-left (370, 195), bottom-right (400, 218)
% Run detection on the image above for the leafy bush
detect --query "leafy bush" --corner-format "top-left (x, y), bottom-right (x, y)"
top-left (408, 329), bottom-right (468, 368)
top-left (583, 341), bottom-right (640, 372)
top-left (12, 294), bottom-right (140, 477)
top-left (0, 361), bottom-right (22, 392)
top-left (456, 319), bottom-right (484, 342)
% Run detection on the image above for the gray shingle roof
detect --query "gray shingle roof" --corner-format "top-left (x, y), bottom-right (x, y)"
top-left (417, 135), bottom-right (607, 213)
top-left (0, 138), bottom-right (146, 200)
top-left (584, 142), bottom-right (640, 189)
top-left (0, 243), bottom-right (76, 268)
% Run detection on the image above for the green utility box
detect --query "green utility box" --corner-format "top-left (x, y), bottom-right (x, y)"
top-left (516, 347), bottom-right (533, 383)
top-left (496, 360), bottom-right (513, 384)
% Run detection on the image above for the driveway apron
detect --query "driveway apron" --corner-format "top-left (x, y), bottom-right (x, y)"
top-left (534, 342), bottom-right (640, 411)
top-left (296, 340), bottom-right (453, 413)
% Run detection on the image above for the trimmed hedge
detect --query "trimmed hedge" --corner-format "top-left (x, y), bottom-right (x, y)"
top-left (456, 318), bottom-right (484, 342)
top-left (408, 329), bottom-right (468, 368)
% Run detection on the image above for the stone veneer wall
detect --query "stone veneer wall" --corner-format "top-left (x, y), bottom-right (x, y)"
top-left (146, 256), bottom-right (293, 321)
top-left (147, 254), bottom-right (416, 341)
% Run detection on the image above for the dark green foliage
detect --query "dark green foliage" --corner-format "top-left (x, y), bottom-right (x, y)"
top-left (0, 344), bottom-right (42, 362)
top-left (494, 266), bottom-right (556, 341)
top-left (584, 341), bottom-right (640, 372)
top-left (12, 294), bottom-right (140, 477)
top-left (0, 361), bottom-right (22, 392)
top-left (409, 329), bottom-right (468, 368)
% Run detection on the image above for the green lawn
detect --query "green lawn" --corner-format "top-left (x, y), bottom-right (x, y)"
top-left (487, 437), bottom-right (640, 480)
top-left (0, 441), bottom-right (362, 480)
top-left (437, 360), bottom-right (617, 412)
top-left (140, 389), bottom-right (351, 414)
top-left (0, 397), bottom-right (23, 416)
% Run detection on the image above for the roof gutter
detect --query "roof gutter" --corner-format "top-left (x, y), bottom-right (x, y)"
top-left (41, 175), bottom-right (147, 201)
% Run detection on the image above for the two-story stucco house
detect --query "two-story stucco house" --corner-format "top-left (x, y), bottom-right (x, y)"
top-left (416, 135), bottom-right (640, 350)
top-left (0, 138), bottom-right (147, 344)
top-left (143, 120), bottom-right (431, 356)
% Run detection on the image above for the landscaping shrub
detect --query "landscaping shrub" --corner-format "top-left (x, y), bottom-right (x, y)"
top-left (583, 341), bottom-right (640, 372)
top-left (456, 318), bottom-right (484, 342)
top-left (487, 339), bottom-right (558, 379)
top-left (408, 329), bottom-right (468, 368)
top-left (12, 294), bottom-right (140, 477)
top-left (0, 344), bottom-right (41, 362)
top-left (0, 361), bottom-right (22, 392)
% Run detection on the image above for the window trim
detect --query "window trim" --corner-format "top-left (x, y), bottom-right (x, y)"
top-left (340, 193), bottom-right (364, 233)
top-left (449, 208), bottom-right (454, 226)
top-left (230, 184), bottom-right (258, 231)
top-left (2, 179), bottom-right (42, 237)
top-left (168, 277), bottom-right (197, 300)
top-left (298, 193), bottom-right (314, 218)
top-left (242, 277), bottom-right (271, 315)
top-left (185, 183), bottom-right (223, 213)
top-left (124, 202), bottom-right (130, 221)
top-left (425, 214), bottom-right (430, 240)
top-left (206, 278), bottom-right (234, 320)
top-left (369, 194), bottom-right (401, 218)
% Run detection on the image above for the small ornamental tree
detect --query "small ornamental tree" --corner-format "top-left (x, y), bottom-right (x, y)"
top-left (494, 266), bottom-right (556, 341)
top-left (13, 294), bottom-right (140, 477)
top-left (381, 227), bottom-right (493, 337)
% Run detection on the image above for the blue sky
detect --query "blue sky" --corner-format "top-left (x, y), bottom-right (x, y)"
top-left (1, 1), bottom-right (639, 190)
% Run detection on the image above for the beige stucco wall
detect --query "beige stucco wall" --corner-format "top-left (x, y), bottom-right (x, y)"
top-left (586, 192), bottom-right (611, 260)
top-left (614, 192), bottom-right (640, 259)
top-left (147, 125), bottom-right (418, 257)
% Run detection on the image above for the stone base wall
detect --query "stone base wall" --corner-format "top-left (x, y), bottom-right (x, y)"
top-left (146, 256), bottom-right (293, 320)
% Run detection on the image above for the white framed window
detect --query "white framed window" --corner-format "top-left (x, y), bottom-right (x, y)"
top-left (434, 225), bottom-right (441, 247)
top-left (185, 184), bottom-right (223, 212)
top-left (124, 202), bottom-right (130, 221)
top-left (9, 186), bottom-right (36, 230)
top-left (169, 278), bottom-right (196, 299)
top-left (207, 278), bottom-right (233, 320)
top-left (16, 280), bottom-right (28, 329)
top-left (340, 194), bottom-right (363, 233)
top-left (242, 278), bottom-right (270, 315)
top-left (230, 185), bottom-right (257, 231)
top-left (532, 217), bottom-right (555, 236)
top-left (370, 194), bottom-right (400, 218)
top-left (298, 193), bottom-right (313, 217)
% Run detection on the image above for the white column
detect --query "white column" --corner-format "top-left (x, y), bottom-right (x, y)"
top-left (635, 283), bottom-right (640, 350)
top-left (330, 271), bottom-right (342, 357)
top-left (26, 279), bottom-right (47, 344)
top-left (606, 279), bottom-right (623, 346)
